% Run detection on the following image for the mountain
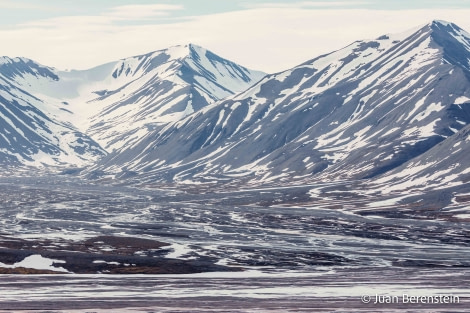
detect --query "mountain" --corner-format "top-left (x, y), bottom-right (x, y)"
top-left (1, 22), bottom-right (470, 191)
top-left (63, 44), bottom-right (266, 152)
top-left (371, 122), bottom-right (470, 193)
top-left (90, 21), bottom-right (470, 188)
top-left (0, 44), bottom-right (265, 168)
top-left (0, 57), bottom-right (105, 167)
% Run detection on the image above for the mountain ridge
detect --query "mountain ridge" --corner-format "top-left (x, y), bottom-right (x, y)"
top-left (72, 43), bottom-right (266, 152)
top-left (0, 21), bottom-right (470, 194)
top-left (85, 20), bottom-right (470, 192)
top-left (0, 43), bottom-right (266, 166)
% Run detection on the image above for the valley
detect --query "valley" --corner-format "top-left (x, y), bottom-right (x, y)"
top-left (1, 20), bottom-right (470, 312)
top-left (0, 176), bottom-right (469, 311)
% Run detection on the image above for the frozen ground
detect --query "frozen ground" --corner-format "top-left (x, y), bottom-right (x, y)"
top-left (0, 175), bottom-right (469, 312)
top-left (1, 268), bottom-right (469, 312)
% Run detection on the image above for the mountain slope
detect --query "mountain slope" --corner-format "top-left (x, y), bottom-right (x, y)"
top-left (91, 21), bottom-right (470, 187)
top-left (0, 44), bottom-right (265, 168)
top-left (67, 44), bottom-right (266, 152)
top-left (371, 122), bottom-right (470, 193)
top-left (0, 57), bottom-right (105, 167)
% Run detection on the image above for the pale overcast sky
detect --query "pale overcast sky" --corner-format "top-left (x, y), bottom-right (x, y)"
top-left (2, 0), bottom-right (470, 72)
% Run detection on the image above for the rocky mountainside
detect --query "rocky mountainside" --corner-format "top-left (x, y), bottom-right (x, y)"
top-left (0, 44), bottom-right (265, 167)
top-left (1, 21), bottom-right (469, 193)
top-left (89, 21), bottom-right (470, 190)
top-left (0, 57), bottom-right (105, 167)
top-left (75, 44), bottom-right (266, 152)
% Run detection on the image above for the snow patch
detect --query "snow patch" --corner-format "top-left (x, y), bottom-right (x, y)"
top-left (0, 254), bottom-right (69, 273)
top-left (455, 96), bottom-right (470, 104)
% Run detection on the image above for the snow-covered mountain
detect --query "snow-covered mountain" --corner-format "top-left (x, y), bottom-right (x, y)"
top-left (0, 44), bottom-right (265, 168)
top-left (91, 21), bottom-right (470, 189)
top-left (2, 22), bottom-right (470, 191)
top-left (0, 57), bottom-right (105, 167)
top-left (371, 123), bottom-right (470, 193)
top-left (73, 44), bottom-right (266, 152)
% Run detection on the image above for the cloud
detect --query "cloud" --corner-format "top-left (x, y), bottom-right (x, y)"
top-left (2, 6), bottom-right (470, 73)
top-left (0, 0), bottom-right (50, 10)
top-left (104, 4), bottom-right (184, 21)
top-left (241, 1), bottom-right (370, 9)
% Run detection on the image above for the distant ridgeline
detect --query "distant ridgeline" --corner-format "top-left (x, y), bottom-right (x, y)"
top-left (0, 21), bottom-right (470, 192)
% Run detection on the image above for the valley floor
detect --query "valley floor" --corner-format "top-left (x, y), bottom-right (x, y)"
top-left (1, 268), bottom-right (469, 312)
top-left (0, 175), bottom-right (469, 312)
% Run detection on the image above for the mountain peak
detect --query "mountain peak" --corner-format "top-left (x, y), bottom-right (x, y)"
top-left (431, 19), bottom-right (453, 26)
top-left (372, 20), bottom-right (470, 73)
top-left (83, 42), bottom-right (266, 152)
top-left (0, 56), bottom-right (31, 65)
top-left (110, 43), bottom-right (221, 79)
top-left (0, 56), bottom-right (58, 81)
top-left (141, 43), bottom-right (207, 63)
top-left (430, 19), bottom-right (470, 37)
top-left (427, 20), bottom-right (470, 72)
top-left (159, 43), bottom-right (198, 60)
